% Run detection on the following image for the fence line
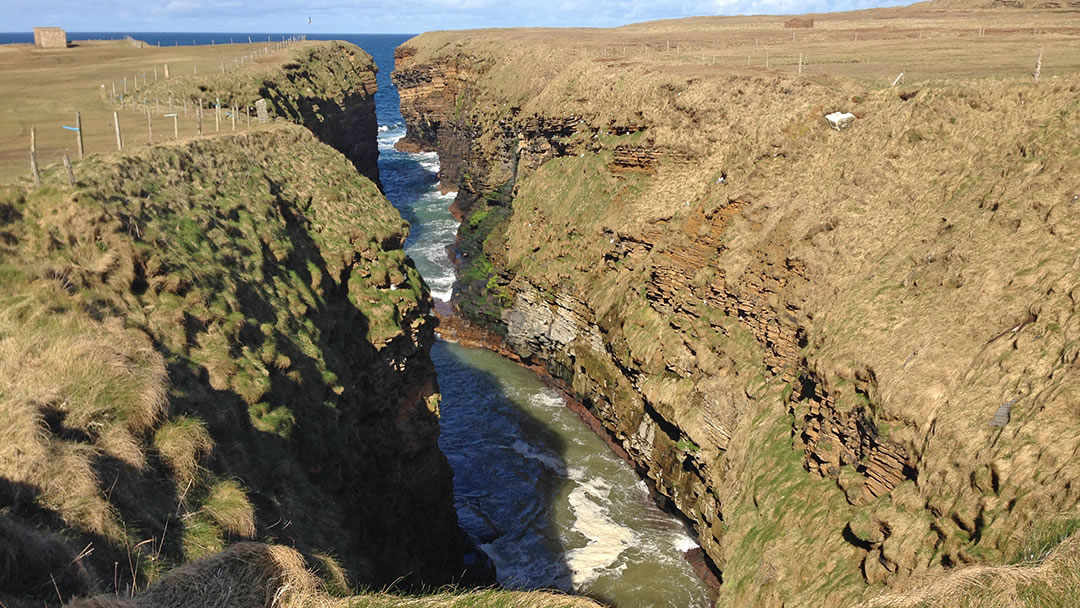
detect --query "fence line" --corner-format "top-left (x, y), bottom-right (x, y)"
top-left (26, 88), bottom-right (275, 188)
top-left (105, 35), bottom-right (305, 112)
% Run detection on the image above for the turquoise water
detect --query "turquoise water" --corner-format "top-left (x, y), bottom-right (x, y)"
top-left (366, 36), bottom-right (713, 608)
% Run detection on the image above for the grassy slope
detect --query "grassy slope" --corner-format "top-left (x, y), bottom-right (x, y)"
top-left (0, 124), bottom-right (451, 606)
top-left (0, 38), bottom-right (312, 177)
top-left (395, 6), bottom-right (1080, 607)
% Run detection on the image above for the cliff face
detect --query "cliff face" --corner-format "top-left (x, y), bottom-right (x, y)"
top-left (0, 125), bottom-right (461, 606)
top-left (391, 45), bottom-right (487, 191)
top-left (141, 41), bottom-right (382, 186)
top-left (394, 30), bottom-right (1080, 606)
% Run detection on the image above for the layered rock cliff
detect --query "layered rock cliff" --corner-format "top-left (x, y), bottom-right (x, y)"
top-left (0, 124), bottom-right (461, 607)
top-left (394, 25), bottom-right (1080, 606)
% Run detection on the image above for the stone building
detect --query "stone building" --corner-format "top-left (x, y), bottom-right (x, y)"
top-left (33, 27), bottom-right (67, 48)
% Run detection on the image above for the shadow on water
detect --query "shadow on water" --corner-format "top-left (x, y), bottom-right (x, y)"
top-left (432, 340), bottom-right (620, 604)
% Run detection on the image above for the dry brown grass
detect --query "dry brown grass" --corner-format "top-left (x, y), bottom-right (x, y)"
top-left (153, 416), bottom-right (214, 489)
top-left (64, 543), bottom-right (606, 608)
top-left (860, 534), bottom-right (1080, 608)
top-left (67, 542), bottom-right (322, 608)
top-left (0, 38), bottom-right (319, 178)
top-left (0, 283), bottom-right (168, 541)
top-left (402, 3), bottom-right (1080, 118)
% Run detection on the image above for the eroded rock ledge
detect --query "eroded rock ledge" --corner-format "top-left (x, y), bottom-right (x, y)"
top-left (394, 28), bottom-right (1080, 606)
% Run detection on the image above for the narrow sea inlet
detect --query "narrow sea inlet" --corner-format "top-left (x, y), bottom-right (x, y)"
top-left (362, 34), bottom-right (713, 608)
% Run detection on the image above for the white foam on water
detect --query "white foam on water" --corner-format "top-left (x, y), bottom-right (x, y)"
top-left (528, 391), bottom-right (567, 410)
top-left (564, 475), bottom-right (637, 589)
top-left (417, 218), bottom-right (460, 233)
top-left (430, 286), bottom-right (454, 302)
top-left (377, 132), bottom-right (404, 151)
top-left (510, 439), bottom-right (568, 476)
top-left (415, 151), bottom-right (440, 173)
top-left (671, 531), bottom-right (700, 554)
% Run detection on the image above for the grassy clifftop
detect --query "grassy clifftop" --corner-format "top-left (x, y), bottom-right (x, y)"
top-left (138, 41), bottom-right (383, 184)
top-left (0, 39), bottom-right (381, 185)
top-left (395, 9), bottom-right (1080, 607)
top-left (0, 124), bottom-right (461, 606)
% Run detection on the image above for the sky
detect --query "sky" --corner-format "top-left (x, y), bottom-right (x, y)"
top-left (3, 0), bottom-right (914, 34)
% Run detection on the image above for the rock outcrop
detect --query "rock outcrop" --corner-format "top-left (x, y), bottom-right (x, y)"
top-left (394, 25), bottom-right (1080, 606)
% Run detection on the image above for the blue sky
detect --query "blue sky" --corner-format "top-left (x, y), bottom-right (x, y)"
top-left (4, 0), bottom-right (914, 34)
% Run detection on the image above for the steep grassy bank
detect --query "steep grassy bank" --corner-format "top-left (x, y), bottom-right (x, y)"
top-left (394, 8), bottom-right (1080, 606)
top-left (0, 124), bottom-right (462, 606)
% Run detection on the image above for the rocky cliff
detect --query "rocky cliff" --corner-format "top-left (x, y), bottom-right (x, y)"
top-left (394, 22), bottom-right (1080, 607)
top-left (0, 124), bottom-right (462, 607)
top-left (140, 41), bottom-right (382, 187)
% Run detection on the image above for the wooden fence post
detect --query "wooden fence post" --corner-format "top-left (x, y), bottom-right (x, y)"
top-left (63, 154), bottom-right (75, 187)
top-left (183, 99), bottom-right (188, 118)
top-left (215, 98), bottom-right (220, 132)
top-left (798, 53), bottom-right (803, 74)
top-left (1034, 48), bottom-right (1043, 82)
top-left (170, 113), bottom-right (178, 139)
top-left (164, 63), bottom-right (170, 79)
top-left (114, 111), bottom-right (123, 150)
top-left (30, 127), bottom-right (41, 188)
top-left (146, 108), bottom-right (153, 144)
top-left (231, 105), bottom-right (236, 130)
top-left (197, 100), bottom-right (203, 135)
top-left (76, 111), bottom-right (84, 159)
